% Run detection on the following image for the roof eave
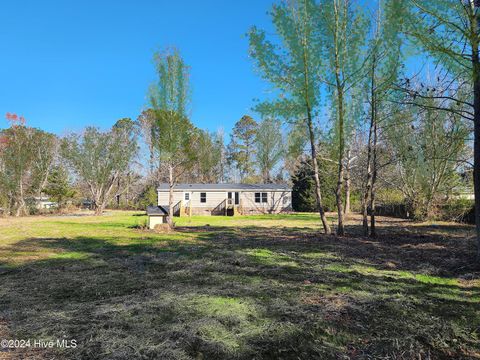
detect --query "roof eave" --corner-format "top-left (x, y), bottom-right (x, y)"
top-left (156, 188), bottom-right (292, 192)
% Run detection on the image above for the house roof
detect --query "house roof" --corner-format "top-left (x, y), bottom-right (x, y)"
top-left (157, 183), bottom-right (291, 192)
top-left (146, 205), bottom-right (169, 216)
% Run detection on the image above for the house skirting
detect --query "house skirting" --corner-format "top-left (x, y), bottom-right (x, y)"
top-left (179, 206), bottom-right (292, 216)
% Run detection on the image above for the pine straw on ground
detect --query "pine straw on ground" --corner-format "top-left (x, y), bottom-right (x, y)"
top-left (0, 212), bottom-right (479, 359)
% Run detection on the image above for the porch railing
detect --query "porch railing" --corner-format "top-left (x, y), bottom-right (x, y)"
top-left (212, 199), bottom-right (227, 215)
top-left (172, 200), bottom-right (182, 217)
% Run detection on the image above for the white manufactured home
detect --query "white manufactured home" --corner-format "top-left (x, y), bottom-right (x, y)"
top-left (157, 183), bottom-right (292, 216)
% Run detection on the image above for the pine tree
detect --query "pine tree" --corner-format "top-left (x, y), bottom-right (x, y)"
top-left (227, 115), bottom-right (258, 181)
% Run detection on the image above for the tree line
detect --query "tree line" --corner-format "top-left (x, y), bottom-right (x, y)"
top-left (247, 0), bottom-right (477, 255)
top-left (0, 0), bottom-right (477, 257)
top-left (0, 108), bottom-right (288, 220)
top-left (0, 51), bottom-right (288, 221)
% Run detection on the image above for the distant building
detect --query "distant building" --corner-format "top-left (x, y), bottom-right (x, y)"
top-left (81, 200), bottom-right (94, 210)
top-left (157, 183), bottom-right (292, 216)
top-left (32, 196), bottom-right (58, 210)
top-left (451, 187), bottom-right (475, 200)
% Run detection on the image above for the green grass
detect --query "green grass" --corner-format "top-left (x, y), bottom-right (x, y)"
top-left (0, 211), bottom-right (479, 359)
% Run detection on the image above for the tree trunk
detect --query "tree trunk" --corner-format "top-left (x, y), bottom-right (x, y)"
top-left (94, 191), bottom-right (103, 215)
top-left (474, 81), bottom-right (480, 259)
top-left (362, 117), bottom-right (374, 236)
top-left (344, 149), bottom-right (351, 216)
top-left (149, 142), bottom-right (155, 177)
top-left (363, 49), bottom-right (378, 237)
top-left (306, 112), bottom-right (331, 234)
top-left (335, 88), bottom-right (346, 236)
top-left (263, 168), bottom-right (270, 184)
top-left (370, 115), bottom-right (378, 238)
top-left (15, 179), bottom-right (27, 217)
top-left (298, 19), bottom-right (330, 235)
top-left (472, 17), bottom-right (480, 260)
top-left (116, 176), bottom-right (121, 208)
top-left (95, 203), bottom-right (105, 216)
top-left (332, 0), bottom-right (346, 236)
top-left (167, 164), bottom-right (174, 228)
top-left (15, 198), bottom-right (26, 217)
top-left (344, 175), bottom-right (350, 215)
top-left (37, 169), bottom-right (50, 200)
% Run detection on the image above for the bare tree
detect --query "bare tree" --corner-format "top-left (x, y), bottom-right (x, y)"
top-left (0, 114), bottom-right (57, 216)
top-left (61, 121), bottom-right (138, 215)
top-left (402, 0), bottom-right (480, 258)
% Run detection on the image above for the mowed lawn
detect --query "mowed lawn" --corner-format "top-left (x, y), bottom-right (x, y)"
top-left (0, 212), bottom-right (479, 359)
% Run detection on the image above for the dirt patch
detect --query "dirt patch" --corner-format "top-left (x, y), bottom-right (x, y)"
top-left (154, 223), bottom-right (174, 232)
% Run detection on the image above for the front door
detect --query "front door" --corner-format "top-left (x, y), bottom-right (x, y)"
top-left (227, 192), bottom-right (240, 206)
top-left (183, 192), bottom-right (191, 206)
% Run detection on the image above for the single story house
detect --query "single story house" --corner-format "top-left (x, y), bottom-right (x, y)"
top-left (157, 183), bottom-right (292, 216)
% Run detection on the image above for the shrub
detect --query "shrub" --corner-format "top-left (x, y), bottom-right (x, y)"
top-left (439, 198), bottom-right (475, 223)
top-left (376, 189), bottom-right (405, 206)
top-left (291, 157), bottom-right (336, 212)
top-left (136, 186), bottom-right (158, 210)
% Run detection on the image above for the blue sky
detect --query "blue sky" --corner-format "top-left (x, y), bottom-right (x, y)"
top-left (0, 0), bottom-right (274, 136)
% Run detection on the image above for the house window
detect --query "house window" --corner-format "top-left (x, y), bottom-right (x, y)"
top-left (184, 193), bottom-right (190, 201)
top-left (283, 196), bottom-right (290, 205)
top-left (200, 192), bottom-right (207, 203)
top-left (255, 192), bottom-right (268, 203)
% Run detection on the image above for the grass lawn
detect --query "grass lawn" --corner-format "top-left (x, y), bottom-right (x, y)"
top-left (0, 211), bottom-right (479, 359)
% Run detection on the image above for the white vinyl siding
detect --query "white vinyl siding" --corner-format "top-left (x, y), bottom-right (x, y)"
top-left (158, 189), bottom-right (292, 212)
top-left (157, 191), bottom-right (182, 206)
top-left (241, 191), bottom-right (291, 211)
top-left (158, 190), bottom-right (227, 208)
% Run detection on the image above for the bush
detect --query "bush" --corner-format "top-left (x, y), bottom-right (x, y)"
top-left (374, 203), bottom-right (411, 219)
top-left (376, 189), bottom-right (405, 206)
top-left (349, 191), bottom-right (362, 213)
top-left (373, 189), bottom-right (475, 223)
top-left (136, 186), bottom-right (158, 210)
top-left (439, 198), bottom-right (475, 223)
top-left (291, 157), bottom-right (336, 212)
top-left (373, 189), bottom-right (411, 219)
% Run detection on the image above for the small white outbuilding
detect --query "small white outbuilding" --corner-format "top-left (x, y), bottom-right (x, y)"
top-left (146, 205), bottom-right (169, 229)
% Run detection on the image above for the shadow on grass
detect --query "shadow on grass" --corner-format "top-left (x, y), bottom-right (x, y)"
top-left (0, 223), bottom-right (479, 359)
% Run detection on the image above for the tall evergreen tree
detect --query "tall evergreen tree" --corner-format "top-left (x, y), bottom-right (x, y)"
top-left (192, 129), bottom-right (224, 183)
top-left (227, 115), bottom-right (258, 181)
top-left (319, 0), bottom-right (369, 235)
top-left (248, 0), bottom-right (331, 233)
top-left (291, 157), bottom-right (318, 212)
top-left (43, 165), bottom-right (76, 208)
top-left (148, 48), bottom-right (197, 226)
top-left (361, 0), bottom-right (404, 237)
top-left (255, 118), bottom-right (285, 183)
